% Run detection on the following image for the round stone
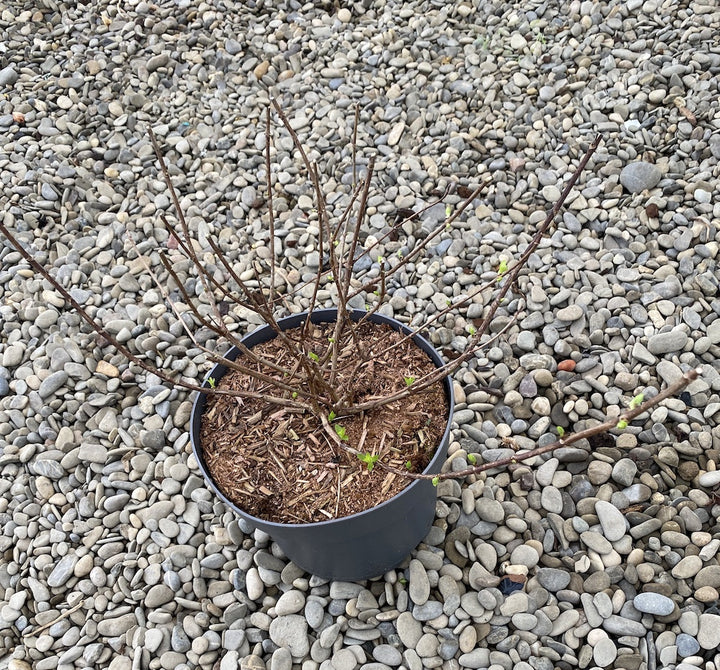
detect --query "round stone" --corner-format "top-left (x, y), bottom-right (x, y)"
top-left (671, 555), bottom-right (703, 579)
top-left (694, 566), bottom-right (720, 589)
top-left (588, 461), bottom-right (612, 484)
top-left (611, 458), bottom-right (637, 486)
top-left (275, 590), bottom-right (305, 616)
top-left (557, 305), bottom-right (584, 322)
top-left (620, 162), bottom-right (662, 193)
top-left (409, 559), bottom-right (430, 606)
top-left (694, 586), bottom-right (719, 603)
top-left (396, 611), bottom-right (422, 648)
top-left (677, 633), bottom-right (701, 657)
top-left (509, 544), bottom-right (540, 569)
top-left (373, 644), bottom-right (402, 666)
top-left (698, 613), bottom-right (720, 650)
top-left (540, 486), bottom-right (563, 514)
top-left (633, 593), bottom-right (675, 616)
top-left (476, 498), bottom-right (504, 523)
top-left (647, 329), bottom-right (688, 355)
top-left (331, 649), bottom-right (359, 670)
top-left (595, 500), bottom-right (626, 541)
top-left (698, 471), bottom-right (720, 487)
top-left (581, 531), bottom-right (613, 555)
top-left (536, 568), bottom-right (570, 591)
top-left (593, 638), bottom-right (618, 667)
top-left (269, 616), bottom-right (310, 658)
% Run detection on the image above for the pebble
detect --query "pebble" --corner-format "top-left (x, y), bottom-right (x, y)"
top-left (510, 544), bottom-right (540, 568)
top-left (408, 560), bottom-right (430, 605)
top-left (556, 305), bottom-right (584, 322)
top-left (273, 591), bottom-right (303, 616)
top-left (269, 616), bottom-right (309, 657)
top-left (47, 555), bottom-right (78, 588)
top-left (396, 612), bottom-right (422, 649)
top-left (697, 614), bottom-right (720, 650)
top-left (611, 459), bottom-right (637, 487)
top-left (536, 568), bottom-right (571, 591)
top-left (145, 585), bottom-right (174, 608)
top-left (698, 471), bottom-right (720, 487)
top-left (373, 644), bottom-right (402, 666)
top-left (540, 486), bottom-right (563, 514)
top-left (633, 593), bottom-right (675, 616)
top-left (38, 370), bottom-right (69, 398)
top-left (647, 329), bottom-right (688, 355)
top-left (0, 65), bottom-right (19, 85)
top-left (603, 615), bottom-right (646, 637)
top-left (620, 162), bottom-right (662, 193)
top-left (694, 565), bottom-right (720, 588)
top-left (672, 555), bottom-right (703, 579)
top-left (96, 614), bottom-right (137, 637)
top-left (677, 633), bottom-right (701, 657)
top-left (593, 638), bottom-right (618, 667)
top-left (595, 500), bottom-right (626, 541)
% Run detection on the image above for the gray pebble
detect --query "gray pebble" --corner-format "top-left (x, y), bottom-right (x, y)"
top-left (593, 638), bottom-right (617, 667)
top-left (38, 370), bottom-right (69, 398)
top-left (602, 615), bottom-right (646, 637)
top-left (611, 458), bottom-right (637, 486)
top-left (373, 644), bottom-right (402, 666)
top-left (595, 500), bottom-right (627, 541)
top-left (698, 471), bottom-right (720, 487)
top-left (536, 568), bottom-right (571, 591)
top-left (269, 616), bottom-right (309, 657)
top-left (412, 601), bottom-right (444, 621)
top-left (0, 65), bottom-right (19, 85)
top-left (620, 162), bottom-right (662, 193)
top-left (633, 593), bottom-right (675, 616)
top-left (47, 554), bottom-right (78, 588)
top-left (647, 329), bottom-right (688, 355)
top-left (677, 633), bottom-right (700, 657)
top-left (540, 486), bottom-right (563, 514)
top-left (408, 559), bottom-right (430, 605)
top-left (698, 613), bottom-right (720, 650)
top-left (97, 613), bottom-right (137, 637)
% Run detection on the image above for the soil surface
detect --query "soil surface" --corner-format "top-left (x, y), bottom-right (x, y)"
top-left (199, 319), bottom-right (448, 523)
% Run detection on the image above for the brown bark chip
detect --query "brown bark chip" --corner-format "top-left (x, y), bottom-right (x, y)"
top-left (200, 321), bottom-right (448, 524)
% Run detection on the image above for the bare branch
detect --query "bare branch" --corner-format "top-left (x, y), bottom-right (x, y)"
top-left (0, 221), bottom-right (302, 406)
top-left (344, 135), bottom-right (602, 414)
top-left (375, 367), bottom-right (703, 482)
top-left (265, 107), bottom-right (277, 298)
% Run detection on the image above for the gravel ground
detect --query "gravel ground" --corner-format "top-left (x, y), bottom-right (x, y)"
top-left (2, 0), bottom-right (720, 669)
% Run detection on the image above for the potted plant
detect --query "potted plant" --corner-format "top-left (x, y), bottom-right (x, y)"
top-left (0, 108), bottom-right (700, 581)
top-left (190, 307), bottom-right (455, 579)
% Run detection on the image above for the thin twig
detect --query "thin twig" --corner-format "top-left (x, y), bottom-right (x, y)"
top-left (349, 180), bottom-right (489, 301)
top-left (23, 601), bottom-right (84, 637)
top-left (345, 134), bottom-right (602, 414)
top-left (148, 126), bottom-right (227, 333)
top-left (0, 223), bottom-right (304, 406)
top-left (336, 468), bottom-right (341, 518)
top-left (434, 367), bottom-right (703, 480)
top-left (352, 103), bottom-right (359, 189)
top-left (265, 107), bottom-right (277, 298)
top-left (371, 367), bottom-right (703, 481)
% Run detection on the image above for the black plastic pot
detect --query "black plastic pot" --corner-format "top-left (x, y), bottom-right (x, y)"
top-left (190, 309), bottom-right (454, 581)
